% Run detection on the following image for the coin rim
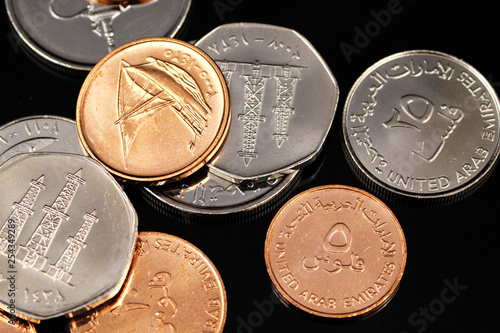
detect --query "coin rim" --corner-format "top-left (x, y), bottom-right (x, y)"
top-left (0, 152), bottom-right (138, 321)
top-left (136, 231), bottom-right (228, 332)
top-left (4, 0), bottom-right (192, 72)
top-left (76, 37), bottom-right (231, 184)
top-left (264, 184), bottom-right (407, 318)
top-left (342, 49), bottom-right (500, 200)
top-left (197, 22), bottom-right (339, 182)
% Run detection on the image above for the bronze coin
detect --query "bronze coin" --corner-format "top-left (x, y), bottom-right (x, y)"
top-left (265, 185), bottom-right (406, 318)
top-left (0, 311), bottom-right (36, 332)
top-left (69, 231), bottom-right (227, 332)
top-left (76, 38), bottom-right (230, 184)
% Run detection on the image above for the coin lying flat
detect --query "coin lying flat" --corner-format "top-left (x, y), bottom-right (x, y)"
top-left (195, 23), bottom-right (338, 182)
top-left (265, 185), bottom-right (406, 318)
top-left (5, 0), bottom-right (191, 72)
top-left (0, 311), bottom-right (36, 333)
top-left (76, 37), bottom-right (231, 184)
top-left (343, 50), bottom-right (500, 202)
top-left (0, 153), bottom-right (137, 321)
top-left (141, 168), bottom-right (300, 216)
top-left (69, 232), bottom-right (227, 332)
top-left (0, 115), bottom-right (85, 167)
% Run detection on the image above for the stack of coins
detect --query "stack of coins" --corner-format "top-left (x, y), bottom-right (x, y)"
top-left (2, 2), bottom-right (499, 332)
top-left (142, 23), bottom-right (339, 218)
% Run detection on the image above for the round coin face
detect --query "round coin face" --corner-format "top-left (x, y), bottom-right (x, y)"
top-left (343, 50), bottom-right (500, 200)
top-left (69, 232), bottom-right (227, 332)
top-left (76, 37), bottom-right (231, 184)
top-left (0, 153), bottom-right (137, 320)
top-left (0, 115), bottom-right (85, 167)
top-left (5, 0), bottom-right (191, 71)
top-left (195, 23), bottom-right (338, 181)
top-left (265, 185), bottom-right (406, 318)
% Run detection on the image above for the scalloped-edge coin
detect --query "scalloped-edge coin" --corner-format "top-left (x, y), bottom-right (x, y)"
top-left (0, 115), bottom-right (85, 167)
top-left (265, 185), bottom-right (406, 318)
top-left (69, 231), bottom-right (227, 332)
top-left (0, 153), bottom-right (137, 321)
top-left (195, 23), bottom-right (339, 182)
top-left (5, 0), bottom-right (191, 72)
top-left (343, 50), bottom-right (500, 202)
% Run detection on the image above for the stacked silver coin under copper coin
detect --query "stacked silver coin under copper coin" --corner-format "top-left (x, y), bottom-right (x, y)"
top-left (343, 50), bottom-right (500, 204)
top-left (141, 23), bottom-right (339, 216)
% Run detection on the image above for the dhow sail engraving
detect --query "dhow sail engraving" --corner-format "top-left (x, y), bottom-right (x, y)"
top-left (115, 57), bottom-right (212, 163)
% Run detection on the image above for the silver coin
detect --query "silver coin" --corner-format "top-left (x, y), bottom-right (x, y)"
top-left (0, 115), bottom-right (85, 167)
top-left (343, 50), bottom-right (500, 200)
top-left (5, 0), bottom-right (191, 71)
top-left (141, 168), bottom-right (300, 216)
top-left (0, 153), bottom-right (137, 320)
top-left (195, 23), bottom-right (338, 182)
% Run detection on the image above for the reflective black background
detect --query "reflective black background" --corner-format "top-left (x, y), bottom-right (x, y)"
top-left (1, 1), bottom-right (499, 332)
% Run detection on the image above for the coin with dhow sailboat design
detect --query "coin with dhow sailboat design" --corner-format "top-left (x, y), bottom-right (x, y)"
top-left (76, 37), bottom-right (230, 184)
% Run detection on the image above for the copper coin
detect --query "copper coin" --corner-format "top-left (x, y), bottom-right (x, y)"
top-left (76, 38), bottom-right (230, 184)
top-left (265, 185), bottom-right (406, 318)
top-left (0, 311), bottom-right (36, 333)
top-left (69, 231), bottom-right (227, 332)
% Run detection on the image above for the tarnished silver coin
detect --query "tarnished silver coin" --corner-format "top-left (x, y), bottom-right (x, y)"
top-left (195, 23), bottom-right (338, 182)
top-left (5, 0), bottom-right (191, 71)
top-left (0, 115), bottom-right (85, 167)
top-left (141, 168), bottom-right (300, 216)
top-left (343, 50), bottom-right (500, 201)
top-left (0, 153), bottom-right (137, 320)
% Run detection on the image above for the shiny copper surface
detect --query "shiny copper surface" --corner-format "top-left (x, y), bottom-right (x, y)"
top-left (76, 38), bottom-right (230, 184)
top-left (0, 311), bottom-right (36, 332)
top-left (69, 232), bottom-right (227, 332)
top-left (265, 185), bottom-right (406, 318)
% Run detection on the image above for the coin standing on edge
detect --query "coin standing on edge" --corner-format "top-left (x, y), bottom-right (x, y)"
top-left (141, 168), bottom-right (301, 217)
top-left (0, 115), bottom-right (85, 167)
top-left (76, 37), bottom-right (231, 184)
top-left (343, 50), bottom-right (500, 202)
top-left (265, 185), bottom-right (406, 318)
top-left (5, 0), bottom-right (191, 72)
top-left (69, 231), bottom-right (227, 332)
top-left (195, 23), bottom-right (339, 182)
top-left (0, 153), bottom-right (138, 321)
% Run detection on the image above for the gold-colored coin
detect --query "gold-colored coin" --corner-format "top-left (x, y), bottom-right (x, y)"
top-left (265, 185), bottom-right (406, 318)
top-left (69, 232), bottom-right (227, 332)
top-left (0, 311), bottom-right (36, 333)
top-left (76, 38), bottom-right (230, 184)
